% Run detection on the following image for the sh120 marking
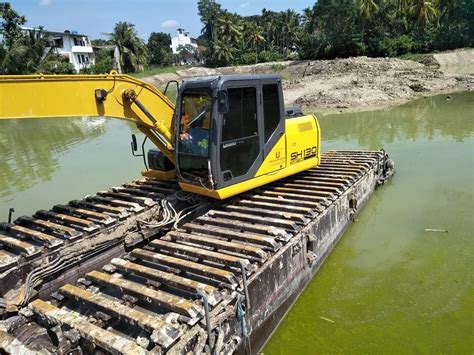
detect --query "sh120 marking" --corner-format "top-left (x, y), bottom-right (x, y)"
top-left (290, 146), bottom-right (317, 164)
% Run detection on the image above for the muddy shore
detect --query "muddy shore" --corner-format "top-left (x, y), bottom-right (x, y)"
top-left (142, 49), bottom-right (473, 114)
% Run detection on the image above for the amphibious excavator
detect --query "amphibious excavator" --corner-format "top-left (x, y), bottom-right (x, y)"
top-left (0, 72), bottom-right (320, 199)
top-left (0, 72), bottom-right (394, 354)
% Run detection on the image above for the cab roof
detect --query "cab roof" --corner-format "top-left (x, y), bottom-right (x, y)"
top-left (181, 74), bottom-right (281, 89)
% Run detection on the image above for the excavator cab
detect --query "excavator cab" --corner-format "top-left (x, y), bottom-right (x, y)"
top-left (170, 75), bottom-right (321, 199)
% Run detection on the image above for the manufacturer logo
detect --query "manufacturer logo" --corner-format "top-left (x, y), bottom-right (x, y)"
top-left (290, 146), bottom-right (317, 164)
top-left (222, 141), bottom-right (237, 149)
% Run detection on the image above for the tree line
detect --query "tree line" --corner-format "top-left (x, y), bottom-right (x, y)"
top-left (1, 0), bottom-right (472, 75)
top-left (198, 0), bottom-right (472, 66)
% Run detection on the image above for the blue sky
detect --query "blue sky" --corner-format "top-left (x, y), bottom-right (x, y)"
top-left (10, 0), bottom-right (315, 40)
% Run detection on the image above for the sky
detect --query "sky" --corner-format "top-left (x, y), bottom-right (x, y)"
top-left (9, 0), bottom-right (315, 40)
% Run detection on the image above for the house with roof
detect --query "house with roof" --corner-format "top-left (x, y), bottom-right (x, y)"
top-left (22, 27), bottom-right (95, 72)
top-left (170, 28), bottom-right (202, 65)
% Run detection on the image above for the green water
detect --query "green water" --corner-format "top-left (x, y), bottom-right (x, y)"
top-left (0, 92), bottom-right (472, 353)
top-left (264, 91), bottom-right (474, 354)
top-left (0, 117), bottom-right (151, 218)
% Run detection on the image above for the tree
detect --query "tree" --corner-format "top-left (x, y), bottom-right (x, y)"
top-left (282, 10), bottom-right (301, 56)
top-left (218, 12), bottom-right (242, 43)
top-left (175, 44), bottom-right (197, 65)
top-left (213, 40), bottom-right (236, 65)
top-left (0, 3), bottom-right (26, 50)
top-left (2, 28), bottom-right (46, 74)
top-left (37, 53), bottom-right (75, 74)
top-left (359, 0), bottom-right (380, 21)
top-left (147, 32), bottom-right (172, 66)
top-left (91, 38), bottom-right (113, 46)
top-left (109, 22), bottom-right (147, 73)
top-left (410, 0), bottom-right (438, 26)
top-left (245, 23), bottom-right (265, 63)
top-left (91, 48), bottom-right (114, 73)
top-left (198, 0), bottom-right (222, 61)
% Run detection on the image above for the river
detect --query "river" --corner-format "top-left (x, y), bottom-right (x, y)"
top-left (0, 91), bottom-right (473, 353)
top-left (264, 91), bottom-right (474, 353)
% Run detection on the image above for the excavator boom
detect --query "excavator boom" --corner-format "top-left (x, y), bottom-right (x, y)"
top-left (1, 72), bottom-right (321, 199)
top-left (0, 72), bottom-right (176, 162)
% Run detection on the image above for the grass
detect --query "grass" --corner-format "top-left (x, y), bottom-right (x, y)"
top-left (130, 65), bottom-right (188, 79)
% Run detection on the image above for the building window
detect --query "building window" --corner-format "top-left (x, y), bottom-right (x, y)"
top-left (73, 37), bottom-right (86, 46)
top-left (52, 37), bottom-right (63, 48)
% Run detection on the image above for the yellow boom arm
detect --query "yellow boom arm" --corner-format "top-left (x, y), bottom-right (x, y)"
top-left (0, 72), bottom-right (176, 163)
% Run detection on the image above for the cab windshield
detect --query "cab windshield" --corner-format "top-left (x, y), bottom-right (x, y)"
top-left (177, 88), bottom-right (212, 182)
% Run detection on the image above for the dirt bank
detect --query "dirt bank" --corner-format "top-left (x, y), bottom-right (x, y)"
top-left (142, 49), bottom-right (473, 113)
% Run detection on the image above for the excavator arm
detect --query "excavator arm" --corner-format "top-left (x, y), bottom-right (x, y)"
top-left (0, 72), bottom-right (176, 163)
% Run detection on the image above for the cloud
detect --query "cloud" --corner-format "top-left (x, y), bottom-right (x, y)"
top-left (240, 2), bottom-right (249, 8)
top-left (160, 20), bottom-right (178, 29)
top-left (39, 0), bottom-right (52, 5)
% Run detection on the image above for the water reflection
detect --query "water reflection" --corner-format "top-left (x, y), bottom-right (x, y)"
top-left (318, 92), bottom-right (474, 150)
top-left (0, 117), bottom-right (106, 197)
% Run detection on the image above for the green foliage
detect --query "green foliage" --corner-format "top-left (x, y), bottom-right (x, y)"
top-left (235, 52), bottom-right (256, 65)
top-left (91, 38), bottom-right (113, 46)
top-left (197, 0), bottom-right (472, 65)
top-left (175, 44), bottom-right (198, 65)
top-left (37, 53), bottom-right (75, 74)
top-left (89, 48), bottom-right (114, 74)
top-left (1, 27), bottom-right (49, 74)
top-left (259, 51), bottom-right (284, 63)
top-left (0, 4), bottom-right (73, 74)
top-left (147, 32), bottom-right (172, 66)
top-left (378, 35), bottom-right (416, 57)
top-left (109, 21), bottom-right (147, 73)
top-left (0, 2), bottom-right (26, 49)
top-left (271, 63), bottom-right (286, 72)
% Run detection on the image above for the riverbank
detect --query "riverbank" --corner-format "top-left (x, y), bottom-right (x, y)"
top-left (141, 49), bottom-right (473, 114)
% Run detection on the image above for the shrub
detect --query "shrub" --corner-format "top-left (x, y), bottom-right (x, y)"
top-left (235, 52), bottom-right (257, 65)
top-left (90, 48), bottom-right (114, 74)
top-left (258, 50), bottom-right (283, 63)
top-left (37, 54), bottom-right (75, 74)
top-left (378, 35), bottom-right (416, 57)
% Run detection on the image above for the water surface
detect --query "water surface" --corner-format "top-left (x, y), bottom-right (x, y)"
top-left (0, 92), bottom-right (472, 354)
top-left (0, 117), bottom-right (148, 218)
top-left (264, 91), bottom-right (474, 353)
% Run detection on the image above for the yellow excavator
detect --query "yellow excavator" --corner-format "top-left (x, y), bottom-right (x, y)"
top-left (0, 72), bottom-right (320, 199)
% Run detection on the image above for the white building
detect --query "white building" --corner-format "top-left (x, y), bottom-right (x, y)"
top-left (22, 27), bottom-right (95, 73)
top-left (170, 28), bottom-right (200, 64)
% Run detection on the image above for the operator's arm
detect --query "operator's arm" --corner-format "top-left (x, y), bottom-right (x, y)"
top-left (0, 72), bottom-right (176, 162)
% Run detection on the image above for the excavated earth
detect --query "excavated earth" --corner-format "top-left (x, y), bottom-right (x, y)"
top-left (142, 49), bottom-right (474, 113)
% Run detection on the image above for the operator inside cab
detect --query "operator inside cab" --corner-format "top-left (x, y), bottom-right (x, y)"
top-left (177, 88), bottom-right (212, 183)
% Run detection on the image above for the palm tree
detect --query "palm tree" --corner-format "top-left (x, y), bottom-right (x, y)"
top-left (282, 10), bottom-right (300, 57)
top-left (397, 0), bottom-right (410, 11)
top-left (409, 0), bottom-right (439, 26)
top-left (218, 13), bottom-right (242, 43)
top-left (246, 23), bottom-right (265, 64)
top-left (302, 6), bottom-right (316, 33)
top-left (198, 0), bottom-right (222, 59)
top-left (359, 0), bottom-right (380, 21)
top-left (1, 28), bottom-right (49, 74)
top-left (109, 22), bottom-right (147, 73)
top-left (213, 40), bottom-right (237, 65)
